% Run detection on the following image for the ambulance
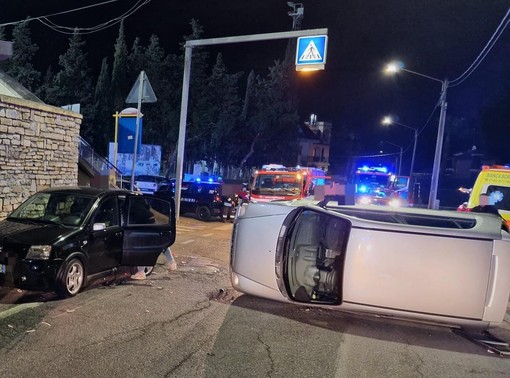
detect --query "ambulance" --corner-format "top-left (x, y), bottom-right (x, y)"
top-left (467, 165), bottom-right (510, 223)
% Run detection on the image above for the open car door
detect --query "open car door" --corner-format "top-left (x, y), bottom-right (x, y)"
top-left (122, 195), bottom-right (176, 266)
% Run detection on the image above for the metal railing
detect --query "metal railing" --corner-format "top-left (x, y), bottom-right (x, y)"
top-left (78, 136), bottom-right (123, 186)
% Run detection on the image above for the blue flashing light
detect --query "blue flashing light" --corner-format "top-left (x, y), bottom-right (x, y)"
top-left (358, 185), bottom-right (368, 193)
top-left (208, 178), bottom-right (213, 183)
top-left (356, 165), bottom-right (389, 174)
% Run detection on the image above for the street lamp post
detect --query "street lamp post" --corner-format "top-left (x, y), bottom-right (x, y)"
top-left (381, 140), bottom-right (403, 176)
top-left (384, 62), bottom-right (448, 209)
top-left (381, 116), bottom-right (418, 179)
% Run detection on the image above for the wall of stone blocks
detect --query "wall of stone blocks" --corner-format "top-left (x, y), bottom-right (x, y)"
top-left (0, 94), bottom-right (82, 219)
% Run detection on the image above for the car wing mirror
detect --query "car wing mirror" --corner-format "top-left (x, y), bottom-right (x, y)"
top-left (93, 222), bottom-right (107, 231)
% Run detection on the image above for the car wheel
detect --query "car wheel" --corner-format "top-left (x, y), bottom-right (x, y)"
top-left (143, 265), bottom-right (155, 276)
top-left (56, 258), bottom-right (85, 298)
top-left (196, 206), bottom-right (211, 221)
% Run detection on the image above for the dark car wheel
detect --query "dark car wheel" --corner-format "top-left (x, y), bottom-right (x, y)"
top-left (196, 206), bottom-right (211, 221)
top-left (56, 258), bottom-right (85, 298)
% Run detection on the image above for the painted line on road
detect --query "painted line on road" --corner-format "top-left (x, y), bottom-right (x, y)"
top-left (202, 233), bottom-right (213, 237)
top-left (0, 302), bottom-right (42, 320)
top-left (213, 225), bottom-right (234, 231)
top-left (177, 225), bottom-right (207, 230)
top-left (180, 240), bottom-right (195, 245)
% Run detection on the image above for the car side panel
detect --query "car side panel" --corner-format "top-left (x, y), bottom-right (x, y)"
top-left (86, 225), bottom-right (123, 274)
top-left (121, 196), bottom-right (175, 266)
top-left (122, 226), bottom-right (172, 266)
top-left (342, 227), bottom-right (492, 319)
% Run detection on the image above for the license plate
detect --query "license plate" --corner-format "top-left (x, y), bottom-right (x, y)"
top-left (0, 264), bottom-right (5, 274)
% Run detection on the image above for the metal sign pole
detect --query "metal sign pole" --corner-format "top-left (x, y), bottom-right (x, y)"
top-left (130, 71), bottom-right (145, 191)
top-left (175, 28), bottom-right (328, 222)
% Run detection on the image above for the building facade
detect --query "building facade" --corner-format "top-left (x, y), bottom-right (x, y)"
top-left (297, 119), bottom-right (331, 172)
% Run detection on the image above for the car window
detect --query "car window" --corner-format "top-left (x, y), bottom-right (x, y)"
top-left (92, 197), bottom-right (119, 228)
top-left (284, 209), bottom-right (350, 305)
top-left (9, 192), bottom-right (95, 226)
top-left (331, 207), bottom-right (476, 229)
top-left (485, 185), bottom-right (510, 212)
top-left (127, 196), bottom-right (171, 225)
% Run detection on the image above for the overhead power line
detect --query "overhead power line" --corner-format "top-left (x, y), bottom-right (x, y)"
top-left (449, 6), bottom-right (510, 87)
top-left (0, 0), bottom-right (151, 34)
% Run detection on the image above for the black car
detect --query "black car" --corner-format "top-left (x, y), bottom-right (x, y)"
top-left (0, 187), bottom-right (175, 298)
top-left (155, 180), bottom-right (224, 221)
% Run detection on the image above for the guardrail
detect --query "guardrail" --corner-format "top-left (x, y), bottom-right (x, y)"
top-left (78, 136), bottom-right (124, 187)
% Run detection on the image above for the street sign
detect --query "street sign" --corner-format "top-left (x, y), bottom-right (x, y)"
top-left (125, 72), bottom-right (157, 104)
top-left (295, 35), bottom-right (328, 71)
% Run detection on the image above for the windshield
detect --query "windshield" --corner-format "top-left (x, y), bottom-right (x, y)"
top-left (355, 173), bottom-right (390, 194)
top-left (252, 173), bottom-right (302, 197)
top-left (9, 192), bottom-right (96, 227)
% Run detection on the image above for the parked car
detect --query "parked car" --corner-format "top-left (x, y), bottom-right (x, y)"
top-left (155, 180), bottom-right (224, 221)
top-left (230, 200), bottom-right (510, 329)
top-left (134, 175), bottom-right (168, 195)
top-left (0, 187), bottom-right (175, 298)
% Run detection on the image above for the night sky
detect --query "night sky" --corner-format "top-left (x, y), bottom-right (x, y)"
top-left (2, 0), bottom-right (510, 175)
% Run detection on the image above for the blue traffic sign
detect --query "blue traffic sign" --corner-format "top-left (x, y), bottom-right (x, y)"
top-left (295, 35), bottom-right (328, 67)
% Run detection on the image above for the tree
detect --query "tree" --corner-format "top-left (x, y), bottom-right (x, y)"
top-left (111, 21), bottom-right (129, 112)
top-left (183, 19), bottom-right (212, 164)
top-left (48, 29), bottom-right (92, 106)
top-left (1, 19), bottom-right (40, 92)
top-left (202, 53), bottom-right (242, 166)
top-left (35, 66), bottom-right (54, 103)
top-left (83, 57), bottom-right (112, 153)
top-left (233, 58), bottom-right (299, 171)
top-left (127, 37), bottom-right (145, 78)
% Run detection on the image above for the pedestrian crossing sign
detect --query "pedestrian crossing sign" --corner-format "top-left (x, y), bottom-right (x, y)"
top-left (295, 35), bottom-right (328, 71)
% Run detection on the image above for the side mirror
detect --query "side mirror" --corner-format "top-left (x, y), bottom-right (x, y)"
top-left (93, 222), bottom-right (107, 231)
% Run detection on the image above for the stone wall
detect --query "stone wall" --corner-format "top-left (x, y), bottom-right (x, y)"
top-left (0, 94), bottom-right (82, 219)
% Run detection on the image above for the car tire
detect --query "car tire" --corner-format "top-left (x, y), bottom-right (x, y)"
top-left (56, 258), bottom-right (85, 298)
top-left (196, 206), bottom-right (211, 221)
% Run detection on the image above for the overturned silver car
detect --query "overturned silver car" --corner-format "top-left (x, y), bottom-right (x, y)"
top-left (230, 200), bottom-right (510, 329)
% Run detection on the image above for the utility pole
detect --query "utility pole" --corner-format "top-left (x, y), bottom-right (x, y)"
top-left (287, 2), bottom-right (304, 30)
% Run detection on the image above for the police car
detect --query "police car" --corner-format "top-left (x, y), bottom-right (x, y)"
top-left (155, 178), bottom-right (224, 221)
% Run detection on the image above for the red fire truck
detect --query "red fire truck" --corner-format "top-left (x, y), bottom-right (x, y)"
top-left (353, 165), bottom-right (410, 207)
top-left (249, 164), bottom-right (327, 202)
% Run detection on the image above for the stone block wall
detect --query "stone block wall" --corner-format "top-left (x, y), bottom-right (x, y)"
top-left (0, 94), bottom-right (82, 219)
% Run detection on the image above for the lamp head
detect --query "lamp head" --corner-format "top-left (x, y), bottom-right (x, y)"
top-left (382, 116), bottom-right (393, 125)
top-left (384, 61), bottom-right (404, 74)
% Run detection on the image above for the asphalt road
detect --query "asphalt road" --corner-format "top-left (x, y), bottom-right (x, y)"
top-left (1, 215), bottom-right (510, 377)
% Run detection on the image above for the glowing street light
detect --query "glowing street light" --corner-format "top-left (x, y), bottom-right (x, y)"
top-left (381, 116), bottom-right (418, 179)
top-left (384, 61), bottom-right (448, 209)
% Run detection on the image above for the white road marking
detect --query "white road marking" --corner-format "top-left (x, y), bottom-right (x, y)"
top-left (202, 233), bottom-right (213, 237)
top-left (213, 225), bottom-right (234, 231)
top-left (0, 302), bottom-right (41, 320)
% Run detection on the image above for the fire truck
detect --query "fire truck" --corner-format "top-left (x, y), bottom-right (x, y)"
top-left (249, 164), bottom-right (327, 202)
top-left (353, 165), bottom-right (410, 207)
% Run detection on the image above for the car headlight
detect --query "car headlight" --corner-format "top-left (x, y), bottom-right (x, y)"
top-left (358, 196), bottom-right (372, 205)
top-left (389, 198), bottom-right (401, 208)
top-left (26, 245), bottom-right (52, 260)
